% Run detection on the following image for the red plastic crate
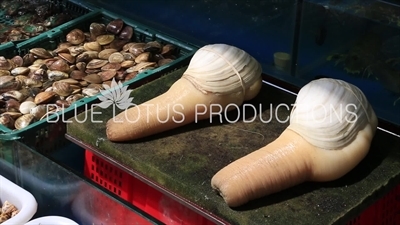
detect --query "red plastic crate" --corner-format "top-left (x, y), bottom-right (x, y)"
top-left (85, 149), bottom-right (399, 225)
top-left (346, 184), bottom-right (400, 225)
top-left (84, 150), bottom-right (216, 225)
top-left (84, 150), bottom-right (133, 201)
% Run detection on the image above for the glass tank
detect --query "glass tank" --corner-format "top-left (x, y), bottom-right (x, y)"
top-left (79, 0), bottom-right (399, 128)
top-left (295, 0), bottom-right (400, 128)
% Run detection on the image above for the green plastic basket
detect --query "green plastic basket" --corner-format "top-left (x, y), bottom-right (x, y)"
top-left (0, 9), bottom-right (198, 154)
top-left (0, 0), bottom-right (91, 48)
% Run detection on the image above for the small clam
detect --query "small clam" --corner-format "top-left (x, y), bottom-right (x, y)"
top-left (85, 68), bottom-right (101, 74)
top-left (84, 41), bottom-right (102, 52)
top-left (34, 91), bottom-right (56, 104)
top-left (115, 71), bottom-right (127, 81)
top-left (60, 78), bottom-right (80, 85)
top-left (15, 114), bottom-right (36, 130)
top-left (68, 46), bottom-right (86, 57)
top-left (108, 52), bottom-right (125, 64)
top-left (0, 76), bottom-right (21, 93)
top-left (11, 55), bottom-right (24, 67)
top-left (128, 43), bottom-right (146, 56)
top-left (58, 42), bottom-right (73, 48)
top-left (82, 87), bottom-right (100, 96)
top-left (120, 60), bottom-right (135, 68)
top-left (144, 41), bottom-right (162, 53)
top-left (53, 81), bottom-right (73, 96)
top-left (45, 86), bottom-right (54, 92)
top-left (19, 101), bottom-right (37, 114)
top-left (22, 53), bottom-right (36, 67)
top-left (56, 99), bottom-right (70, 108)
top-left (48, 59), bottom-right (70, 73)
top-left (5, 99), bottom-right (20, 112)
top-left (54, 42), bottom-right (72, 54)
top-left (0, 114), bottom-right (15, 129)
top-left (96, 34), bottom-right (115, 45)
top-left (106, 18), bottom-right (124, 34)
top-left (30, 68), bottom-right (47, 80)
top-left (118, 25), bottom-right (134, 40)
top-left (86, 59), bottom-right (108, 69)
top-left (89, 22), bottom-right (107, 41)
top-left (128, 62), bottom-right (156, 73)
top-left (139, 66), bottom-right (156, 73)
top-left (161, 44), bottom-right (178, 57)
top-left (76, 51), bottom-right (99, 63)
top-left (58, 53), bottom-right (76, 64)
top-left (28, 63), bottom-right (46, 72)
top-left (1, 111), bottom-right (23, 120)
top-left (102, 63), bottom-right (122, 71)
top-left (25, 78), bottom-right (43, 88)
top-left (15, 75), bottom-right (28, 85)
top-left (135, 52), bottom-right (153, 63)
top-left (30, 104), bottom-right (47, 120)
top-left (98, 70), bottom-right (117, 81)
top-left (10, 67), bottom-right (30, 76)
top-left (2, 90), bottom-right (26, 102)
top-left (125, 72), bottom-right (138, 81)
top-left (122, 52), bottom-right (135, 60)
top-left (158, 58), bottom-right (174, 67)
top-left (98, 48), bottom-right (118, 60)
top-left (76, 62), bottom-right (87, 71)
top-left (0, 70), bottom-right (11, 77)
top-left (66, 28), bottom-right (86, 45)
top-left (0, 56), bottom-right (13, 70)
top-left (122, 42), bottom-right (137, 52)
top-left (21, 87), bottom-right (40, 98)
top-left (48, 70), bottom-right (69, 81)
top-left (66, 94), bottom-right (84, 104)
top-left (71, 87), bottom-right (82, 95)
top-left (70, 70), bottom-right (87, 80)
top-left (83, 74), bottom-right (103, 84)
top-left (44, 58), bottom-right (58, 68)
top-left (29, 48), bottom-right (54, 59)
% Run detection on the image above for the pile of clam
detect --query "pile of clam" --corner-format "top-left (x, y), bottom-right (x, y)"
top-left (0, 18), bottom-right (180, 130)
top-left (0, 200), bottom-right (19, 223)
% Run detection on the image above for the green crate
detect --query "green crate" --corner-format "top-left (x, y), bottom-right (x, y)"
top-left (0, 0), bottom-right (91, 47)
top-left (0, 41), bottom-right (17, 56)
top-left (0, 9), bottom-right (198, 155)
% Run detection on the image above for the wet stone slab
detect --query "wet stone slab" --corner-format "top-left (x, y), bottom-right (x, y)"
top-left (67, 66), bottom-right (400, 225)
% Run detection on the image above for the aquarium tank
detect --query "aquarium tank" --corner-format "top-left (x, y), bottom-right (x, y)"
top-left (81, 0), bottom-right (400, 130)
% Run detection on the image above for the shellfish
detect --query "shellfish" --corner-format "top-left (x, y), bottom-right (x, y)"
top-left (106, 43), bottom-right (263, 141)
top-left (211, 78), bottom-right (378, 207)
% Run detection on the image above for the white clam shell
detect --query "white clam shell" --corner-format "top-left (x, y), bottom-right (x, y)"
top-left (289, 78), bottom-right (376, 150)
top-left (19, 101), bottom-right (37, 114)
top-left (182, 44), bottom-right (262, 101)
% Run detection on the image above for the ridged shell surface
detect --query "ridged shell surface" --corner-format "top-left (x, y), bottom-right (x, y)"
top-left (182, 44), bottom-right (262, 100)
top-left (288, 78), bottom-right (377, 150)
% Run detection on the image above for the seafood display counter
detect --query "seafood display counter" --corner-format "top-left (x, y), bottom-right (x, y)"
top-left (1, 0), bottom-right (400, 224)
top-left (66, 66), bottom-right (400, 225)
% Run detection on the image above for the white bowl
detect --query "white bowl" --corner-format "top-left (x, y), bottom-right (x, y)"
top-left (24, 216), bottom-right (79, 225)
top-left (0, 175), bottom-right (37, 225)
